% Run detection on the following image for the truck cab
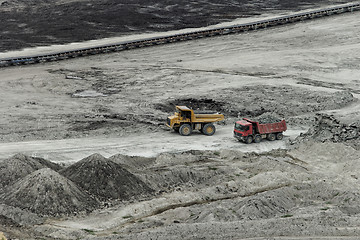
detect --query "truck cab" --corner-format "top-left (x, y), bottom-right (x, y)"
top-left (234, 120), bottom-right (253, 139)
top-left (167, 106), bottom-right (193, 127)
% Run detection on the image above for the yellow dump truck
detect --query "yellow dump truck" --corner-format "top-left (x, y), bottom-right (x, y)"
top-left (166, 106), bottom-right (225, 136)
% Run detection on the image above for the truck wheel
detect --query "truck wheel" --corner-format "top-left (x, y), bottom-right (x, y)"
top-left (202, 123), bottom-right (216, 136)
top-left (276, 133), bottom-right (283, 140)
top-left (179, 124), bottom-right (192, 136)
top-left (254, 134), bottom-right (261, 143)
top-left (245, 136), bottom-right (253, 144)
top-left (267, 133), bottom-right (276, 141)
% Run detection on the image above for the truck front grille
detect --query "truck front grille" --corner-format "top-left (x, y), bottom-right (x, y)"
top-left (167, 118), bottom-right (171, 126)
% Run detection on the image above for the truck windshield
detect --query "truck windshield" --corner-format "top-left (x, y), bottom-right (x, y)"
top-left (180, 111), bottom-right (191, 119)
top-left (235, 123), bottom-right (249, 131)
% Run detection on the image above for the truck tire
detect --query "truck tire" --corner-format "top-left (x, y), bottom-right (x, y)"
top-left (254, 134), bottom-right (261, 143)
top-left (267, 133), bottom-right (276, 141)
top-left (245, 136), bottom-right (253, 144)
top-left (202, 123), bottom-right (216, 136)
top-left (179, 124), bottom-right (192, 136)
top-left (276, 132), bottom-right (283, 140)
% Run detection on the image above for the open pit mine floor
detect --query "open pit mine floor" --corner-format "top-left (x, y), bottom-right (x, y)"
top-left (0, 5), bottom-right (359, 240)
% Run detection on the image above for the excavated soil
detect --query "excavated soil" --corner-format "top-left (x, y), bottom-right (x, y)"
top-left (0, 153), bottom-right (62, 189)
top-left (61, 153), bottom-right (154, 201)
top-left (293, 113), bottom-right (360, 149)
top-left (254, 113), bottom-right (282, 124)
top-left (136, 86), bottom-right (354, 121)
top-left (0, 168), bottom-right (99, 217)
top-left (0, 152), bottom-right (156, 222)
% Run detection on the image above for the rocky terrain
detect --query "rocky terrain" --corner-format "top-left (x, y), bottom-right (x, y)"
top-left (0, 0), bottom-right (359, 239)
top-left (293, 113), bottom-right (360, 149)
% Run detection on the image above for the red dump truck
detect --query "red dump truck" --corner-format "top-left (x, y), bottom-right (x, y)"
top-left (234, 118), bottom-right (287, 144)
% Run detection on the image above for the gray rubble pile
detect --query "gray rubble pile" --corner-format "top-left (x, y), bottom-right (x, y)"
top-left (0, 153), bottom-right (155, 219)
top-left (0, 204), bottom-right (44, 226)
top-left (254, 113), bottom-right (282, 124)
top-left (61, 153), bottom-right (154, 201)
top-left (0, 168), bottom-right (99, 217)
top-left (0, 153), bottom-right (63, 189)
top-left (293, 114), bottom-right (359, 146)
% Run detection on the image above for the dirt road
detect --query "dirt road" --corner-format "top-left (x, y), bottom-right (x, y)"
top-left (0, 124), bottom-right (305, 164)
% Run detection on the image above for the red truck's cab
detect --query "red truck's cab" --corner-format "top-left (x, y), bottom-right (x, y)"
top-left (234, 120), bottom-right (253, 138)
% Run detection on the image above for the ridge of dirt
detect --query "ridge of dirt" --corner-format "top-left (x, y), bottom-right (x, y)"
top-left (0, 153), bottom-right (63, 189)
top-left (0, 203), bottom-right (44, 226)
top-left (293, 113), bottom-right (360, 149)
top-left (0, 168), bottom-right (99, 217)
top-left (156, 87), bottom-right (355, 118)
top-left (109, 154), bottom-right (156, 171)
top-left (81, 146), bottom-right (360, 240)
top-left (60, 153), bottom-right (154, 201)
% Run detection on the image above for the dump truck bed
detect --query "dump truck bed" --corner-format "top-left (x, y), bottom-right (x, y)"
top-left (256, 120), bottom-right (287, 134)
top-left (194, 113), bottom-right (224, 122)
top-left (244, 118), bottom-right (287, 134)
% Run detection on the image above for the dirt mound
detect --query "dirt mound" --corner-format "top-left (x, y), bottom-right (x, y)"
top-left (0, 215), bottom-right (20, 227)
top-left (0, 168), bottom-right (99, 217)
top-left (109, 154), bottom-right (156, 172)
top-left (224, 87), bottom-right (355, 117)
top-left (61, 153), bottom-right (154, 201)
top-left (156, 88), bottom-right (355, 119)
top-left (0, 203), bottom-right (44, 226)
top-left (156, 98), bottom-right (225, 114)
top-left (293, 114), bottom-right (359, 147)
top-left (0, 153), bottom-right (62, 189)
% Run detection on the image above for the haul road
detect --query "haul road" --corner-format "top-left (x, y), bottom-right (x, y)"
top-left (0, 2), bottom-right (359, 68)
